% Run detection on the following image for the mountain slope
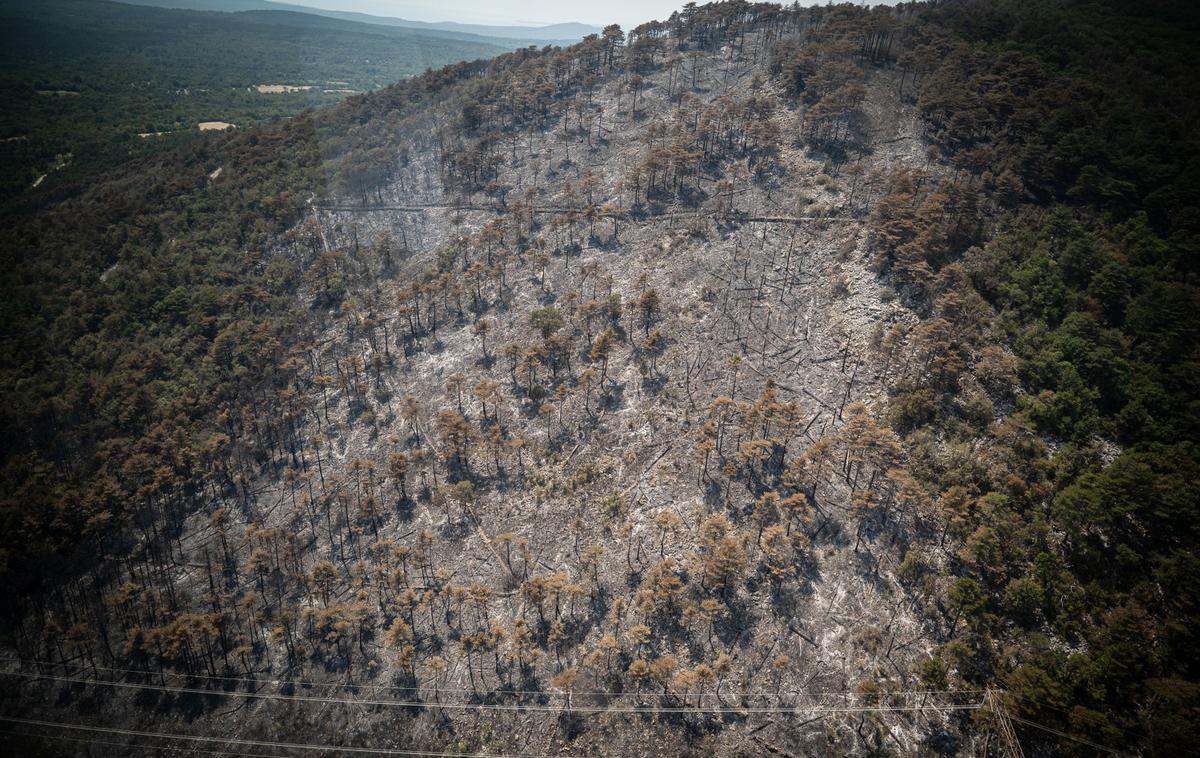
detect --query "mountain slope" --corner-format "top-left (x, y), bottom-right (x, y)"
top-left (1, 2), bottom-right (1198, 757)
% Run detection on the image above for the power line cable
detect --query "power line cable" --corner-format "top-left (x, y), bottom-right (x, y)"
top-left (1003, 691), bottom-right (1142, 743)
top-left (3, 670), bottom-right (986, 716)
top-left (0, 717), bottom-right (563, 758)
top-left (1007, 714), bottom-right (1131, 757)
top-left (0, 655), bottom-right (986, 700)
top-left (0, 728), bottom-right (281, 758)
top-left (941, 636), bottom-right (1135, 754)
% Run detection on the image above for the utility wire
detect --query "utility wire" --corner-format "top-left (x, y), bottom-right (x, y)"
top-left (3, 663), bottom-right (1127, 758)
top-left (944, 641), bottom-right (1133, 755)
top-left (0, 728), bottom-right (283, 758)
top-left (1003, 691), bottom-right (1143, 745)
top-left (3, 670), bottom-right (986, 716)
top-left (0, 717), bottom-right (562, 758)
top-left (0, 655), bottom-right (986, 700)
top-left (1008, 714), bottom-right (1131, 757)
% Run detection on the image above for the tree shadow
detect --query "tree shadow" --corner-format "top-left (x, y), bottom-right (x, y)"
top-left (438, 516), bottom-right (472, 542)
top-left (713, 595), bottom-right (757, 649)
top-left (850, 549), bottom-right (888, 594)
top-left (640, 374), bottom-right (668, 396)
top-left (557, 710), bottom-right (588, 741)
top-left (809, 513), bottom-right (849, 550)
top-left (395, 494), bottom-right (415, 522)
top-left (598, 382), bottom-right (626, 412)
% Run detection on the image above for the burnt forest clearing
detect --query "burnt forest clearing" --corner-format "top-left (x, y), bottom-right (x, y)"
top-left (1, 1), bottom-right (1198, 756)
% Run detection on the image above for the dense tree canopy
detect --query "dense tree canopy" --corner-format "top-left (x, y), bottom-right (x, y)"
top-left (870, 1), bottom-right (1200, 754)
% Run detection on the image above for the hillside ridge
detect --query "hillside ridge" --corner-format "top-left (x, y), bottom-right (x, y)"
top-left (2, 2), bottom-right (1198, 756)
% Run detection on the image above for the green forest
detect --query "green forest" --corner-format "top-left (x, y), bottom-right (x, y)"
top-left (868, 0), bottom-right (1200, 750)
top-left (0, 0), bottom-right (1197, 755)
top-left (0, 0), bottom-right (507, 200)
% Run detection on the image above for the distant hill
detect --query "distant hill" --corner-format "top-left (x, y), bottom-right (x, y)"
top-left (114, 0), bottom-right (601, 44)
top-left (0, 0), bottom-right (508, 197)
top-left (288, 12), bottom-right (600, 43)
top-left (232, 8), bottom-right (542, 48)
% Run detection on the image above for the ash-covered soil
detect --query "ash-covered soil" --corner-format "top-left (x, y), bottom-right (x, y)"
top-left (4, 23), bottom-right (981, 758)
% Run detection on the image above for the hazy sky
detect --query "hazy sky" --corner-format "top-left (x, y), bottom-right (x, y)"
top-left (280, 0), bottom-right (693, 29)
